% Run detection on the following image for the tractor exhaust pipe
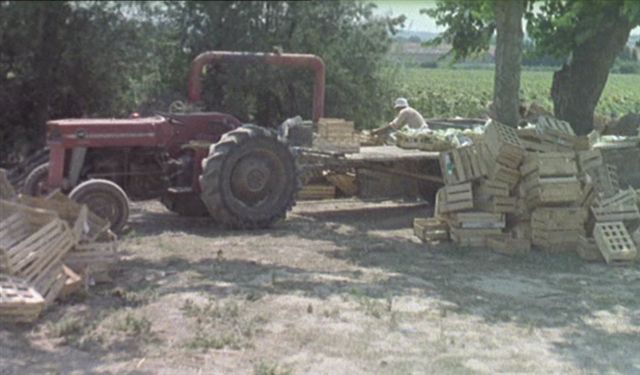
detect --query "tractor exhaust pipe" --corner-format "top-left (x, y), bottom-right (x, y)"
top-left (188, 51), bottom-right (326, 123)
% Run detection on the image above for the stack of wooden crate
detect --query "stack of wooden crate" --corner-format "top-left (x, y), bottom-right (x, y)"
top-left (0, 176), bottom-right (118, 322)
top-left (313, 118), bottom-right (360, 154)
top-left (413, 117), bottom-right (640, 264)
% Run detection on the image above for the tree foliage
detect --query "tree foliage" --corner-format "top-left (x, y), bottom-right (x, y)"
top-left (425, 0), bottom-right (640, 134)
top-left (0, 1), bottom-right (404, 162)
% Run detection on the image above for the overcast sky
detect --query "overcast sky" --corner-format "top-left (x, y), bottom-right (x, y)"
top-left (372, 0), bottom-right (639, 36)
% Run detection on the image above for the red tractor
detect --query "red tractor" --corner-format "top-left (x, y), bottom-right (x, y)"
top-left (22, 51), bottom-right (326, 232)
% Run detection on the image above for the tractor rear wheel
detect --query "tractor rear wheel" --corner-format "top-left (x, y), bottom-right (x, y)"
top-left (199, 125), bottom-right (299, 229)
top-left (23, 163), bottom-right (51, 196)
top-left (69, 179), bottom-right (130, 233)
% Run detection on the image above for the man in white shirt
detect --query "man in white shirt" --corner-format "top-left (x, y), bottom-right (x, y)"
top-left (373, 98), bottom-right (430, 135)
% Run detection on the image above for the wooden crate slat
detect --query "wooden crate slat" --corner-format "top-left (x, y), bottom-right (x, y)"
top-left (451, 212), bottom-right (505, 229)
top-left (595, 188), bottom-right (637, 208)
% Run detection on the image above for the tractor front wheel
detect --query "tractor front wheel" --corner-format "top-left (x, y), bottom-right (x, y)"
top-left (23, 163), bottom-right (51, 197)
top-left (199, 125), bottom-right (299, 229)
top-left (69, 179), bottom-right (130, 233)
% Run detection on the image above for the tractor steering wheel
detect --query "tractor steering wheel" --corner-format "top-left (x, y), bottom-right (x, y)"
top-left (169, 100), bottom-right (187, 114)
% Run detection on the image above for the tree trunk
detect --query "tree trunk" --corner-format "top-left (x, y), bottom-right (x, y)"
top-left (493, 0), bottom-right (524, 127)
top-left (551, 17), bottom-right (632, 135)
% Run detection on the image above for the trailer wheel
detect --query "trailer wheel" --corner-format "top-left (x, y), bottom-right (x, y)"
top-left (23, 163), bottom-right (50, 196)
top-left (200, 125), bottom-right (299, 229)
top-left (69, 179), bottom-right (129, 233)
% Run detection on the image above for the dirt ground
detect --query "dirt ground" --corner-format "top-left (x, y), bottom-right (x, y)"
top-left (1, 199), bottom-right (639, 375)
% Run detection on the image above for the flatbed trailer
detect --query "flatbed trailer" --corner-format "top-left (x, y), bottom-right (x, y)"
top-left (298, 146), bottom-right (444, 201)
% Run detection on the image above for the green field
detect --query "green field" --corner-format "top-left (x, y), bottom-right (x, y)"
top-left (398, 68), bottom-right (640, 120)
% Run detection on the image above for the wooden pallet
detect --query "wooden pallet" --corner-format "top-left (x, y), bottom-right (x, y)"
top-left (522, 174), bottom-right (582, 207)
top-left (440, 182), bottom-right (474, 213)
top-left (0, 275), bottom-right (45, 323)
top-left (439, 144), bottom-right (487, 184)
top-left (413, 218), bottom-right (449, 242)
top-left (520, 152), bottom-right (578, 178)
top-left (449, 212), bottom-right (505, 229)
top-left (484, 121), bottom-right (525, 168)
top-left (450, 226), bottom-right (501, 247)
top-left (487, 235), bottom-right (531, 255)
top-left (593, 222), bottom-right (637, 264)
top-left (577, 149), bottom-right (603, 173)
top-left (576, 235), bottom-right (604, 262)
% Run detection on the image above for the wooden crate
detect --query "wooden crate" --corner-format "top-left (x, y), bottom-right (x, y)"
top-left (0, 201), bottom-right (75, 285)
top-left (522, 175), bottom-right (582, 207)
top-left (440, 182), bottom-right (473, 213)
top-left (474, 195), bottom-right (516, 213)
top-left (450, 226), bottom-right (501, 247)
top-left (314, 118), bottom-right (359, 154)
top-left (297, 184), bottom-right (336, 200)
top-left (518, 137), bottom-right (569, 153)
top-left (487, 235), bottom-right (531, 255)
top-left (413, 218), bottom-right (449, 242)
top-left (484, 120), bottom-right (525, 168)
top-left (596, 188), bottom-right (637, 208)
top-left (449, 212), bottom-right (505, 229)
top-left (475, 178), bottom-right (509, 198)
top-left (59, 264), bottom-right (83, 299)
top-left (485, 161), bottom-right (520, 190)
top-left (520, 152), bottom-right (578, 178)
top-left (324, 173), bottom-right (357, 196)
top-left (33, 263), bottom-right (66, 305)
top-left (577, 149), bottom-right (603, 173)
top-left (535, 115), bottom-right (575, 136)
top-left (0, 275), bottom-right (45, 323)
top-left (586, 164), bottom-right (619, 198)
top-left (593, 222), bottom-right (637, 264)
top-left (531, 229), bottom-right (582, 252)
top-left (65, 240), bottom-right (119, 283)
top-left (591, 188), bottom-right (640, 223)
top-left (591, 202), bottom-right (640, 223)
top-left (18, 191), bottom-right (109, 243)
top-left (531, 207), bottom-right (586, 231)
top-left (439, 144), bottom-right (487, 185)
top-left (576, 235), bottom-right (604, 262)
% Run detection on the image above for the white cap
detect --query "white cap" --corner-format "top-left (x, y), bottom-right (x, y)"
top-left (394, 97), bottom-right (409, 109)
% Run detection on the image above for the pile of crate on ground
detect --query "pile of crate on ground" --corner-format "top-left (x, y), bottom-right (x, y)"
top-left (0, 170), bottom-right (118, 323)
top-left (414, 116), bottom-right (640, 264)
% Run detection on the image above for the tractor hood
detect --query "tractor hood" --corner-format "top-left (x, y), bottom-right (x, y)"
top-left (46, 116), bottom-right (170, 146)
